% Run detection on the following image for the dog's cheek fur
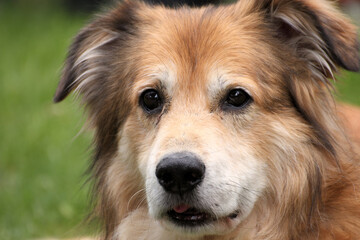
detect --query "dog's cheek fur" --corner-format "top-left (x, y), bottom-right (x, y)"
top-left (104, 109), bottom-right (165, 224)
top-left (53, 1), bottom-right (150, 237)
top-left (245, 112), bottom-right (323, 239)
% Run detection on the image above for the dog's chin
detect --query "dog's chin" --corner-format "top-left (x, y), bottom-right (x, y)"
top-left (158, 205), bottom-right (243, 236)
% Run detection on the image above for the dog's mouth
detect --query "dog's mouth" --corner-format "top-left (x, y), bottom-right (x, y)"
top-left (166, 204), bottom-right (239, 227)
top-left (167, 205), bottom-right (211, 226)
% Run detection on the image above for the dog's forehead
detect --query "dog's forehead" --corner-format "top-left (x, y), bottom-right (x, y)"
top-left (133, 5), bottom-right (275, 94)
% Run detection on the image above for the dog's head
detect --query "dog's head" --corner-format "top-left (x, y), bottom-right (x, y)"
top-left (54, 0), bottom-right (359, 238)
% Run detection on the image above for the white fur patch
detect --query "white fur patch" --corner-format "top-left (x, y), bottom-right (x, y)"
top-left (72, 33), bottom-right (119, 94)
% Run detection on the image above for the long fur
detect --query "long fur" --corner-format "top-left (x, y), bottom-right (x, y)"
top-left (54, 0), bottom-right (360, 239)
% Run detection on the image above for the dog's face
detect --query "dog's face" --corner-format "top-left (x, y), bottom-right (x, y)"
top-left (54, 0), bottom-right (359, 237)
top-left (129, 13), bottom-right (271, 233)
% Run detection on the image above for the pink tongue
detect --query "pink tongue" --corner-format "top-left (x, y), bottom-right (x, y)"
top-left (173, 204), bottom-right (190, 213)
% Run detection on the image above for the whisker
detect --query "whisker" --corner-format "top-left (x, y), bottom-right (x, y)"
top-left (127, 188), bottom-right (146, 211)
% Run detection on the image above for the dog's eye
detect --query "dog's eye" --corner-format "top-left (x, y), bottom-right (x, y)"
top-left (140, 89), bottom-right (163, 113)
top-left (223, 88), bottom-right (252, 110)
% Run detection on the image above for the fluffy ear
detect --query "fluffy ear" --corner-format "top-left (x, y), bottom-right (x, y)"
top-left (265, 0), bottom-right (360, 76)
top-left (53, 0), bottom-right (138, 103)
top-left (254, 0), bottom-right (360, 162)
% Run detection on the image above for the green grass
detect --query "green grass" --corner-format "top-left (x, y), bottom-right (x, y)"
top-left (0, 2), bottom-right (359, 240)
top-left (0, 3), bottom-right (95, 239)
top-left (336, 70), bottom-right (360, 105)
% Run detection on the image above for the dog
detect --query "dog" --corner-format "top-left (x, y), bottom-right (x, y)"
top-left (54, 0), bottom-right (360, 239)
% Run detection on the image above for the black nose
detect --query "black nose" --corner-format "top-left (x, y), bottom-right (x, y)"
top-left (155, 152), bottom-right (205, 195)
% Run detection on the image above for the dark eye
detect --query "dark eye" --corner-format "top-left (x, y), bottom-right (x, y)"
top-left (140, 89), bottom-right (163, 113)
top-left (223, 88), bottom-right (252, 110)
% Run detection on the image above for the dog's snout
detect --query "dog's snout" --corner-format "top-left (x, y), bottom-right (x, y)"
top-left (156, 152), bottom-right (205, 194)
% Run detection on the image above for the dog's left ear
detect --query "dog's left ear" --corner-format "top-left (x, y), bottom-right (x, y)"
top-left (256, 0), bottom-right (359, 161)
top-left (264, 0), bottom-right (360, 74)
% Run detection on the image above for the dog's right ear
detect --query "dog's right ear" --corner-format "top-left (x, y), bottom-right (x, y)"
top-left (53, 0), bottom-right (139, 103)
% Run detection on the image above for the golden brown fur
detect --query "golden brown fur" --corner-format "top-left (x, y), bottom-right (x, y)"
top-left (54, 0), bottom-right (360, 239)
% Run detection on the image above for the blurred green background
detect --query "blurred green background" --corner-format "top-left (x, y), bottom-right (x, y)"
top-left (0, 0), bottom-right (359, 239)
